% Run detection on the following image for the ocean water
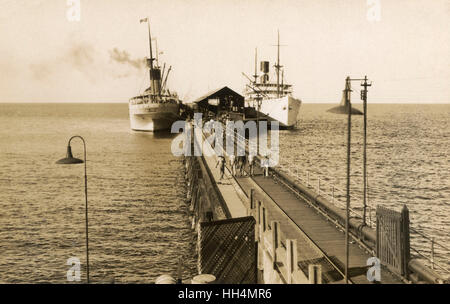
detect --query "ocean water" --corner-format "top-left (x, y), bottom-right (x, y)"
top-left (0, 103), bottom-right (448, 283)
top-left (278, 103), bottom-right (450, 272)
top-left (0, 103), bottom-right (197, 283)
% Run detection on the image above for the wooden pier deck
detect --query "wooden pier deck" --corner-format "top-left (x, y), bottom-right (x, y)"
top-left (236, 173), bottom-right (402, 284)
top-left (203, 152), bottom-right (402, 282)
top-left (188, 118), bottom-right (450, 284)
top-left (195, 128), bottom-right (404, 283)
top-left (198, 128), bottom-right (247, 218)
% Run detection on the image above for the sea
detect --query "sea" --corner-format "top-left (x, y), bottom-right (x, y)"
top-left (0, 103), bottom-right (197, 283)
top-left (0, 102), bottom-right (448, 283)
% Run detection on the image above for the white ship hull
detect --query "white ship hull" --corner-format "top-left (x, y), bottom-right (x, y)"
top-left (129, 103), bottom-right (179, 131)
top-left (249, 95), bottom-right (301, 128)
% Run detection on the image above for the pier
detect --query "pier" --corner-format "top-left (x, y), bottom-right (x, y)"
top-left (182, 119), bottom-right (448, 284)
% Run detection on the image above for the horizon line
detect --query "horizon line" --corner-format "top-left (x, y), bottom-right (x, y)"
top-left (1, 101), bottom-right (449, 105)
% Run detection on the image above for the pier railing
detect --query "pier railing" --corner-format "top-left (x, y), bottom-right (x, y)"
top-left (409, 227), bottom-right (450, 276)
top-left (203, 128), bottom-right (327, 283)
top-left (232, 129), bottom-right (449, 282)
top-left (281, 165), bottom-right (375, 227)
top-left (278, 164), bottom-right (450, 278)
top-left (233, 130), bottom-right (374, 227)
top-left (246, 188), bottom-right (328, 283)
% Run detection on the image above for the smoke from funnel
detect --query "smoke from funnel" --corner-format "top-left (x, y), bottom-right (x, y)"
top-left (109, 48), bottom-right (146, 70)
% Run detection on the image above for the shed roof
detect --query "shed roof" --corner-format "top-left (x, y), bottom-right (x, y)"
top-left (192, 86), bottom-right (244, 103)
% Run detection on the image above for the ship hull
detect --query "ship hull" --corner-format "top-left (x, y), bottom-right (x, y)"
top-left (253, 95), bottom-right (302, 128)
top-left (129, 103), bottom-right (179, 131)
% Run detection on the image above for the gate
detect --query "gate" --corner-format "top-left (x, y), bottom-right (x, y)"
top-left (376, 205), bottom-right (410, 276)
top-left (198, 216), bottom-right (257, 283)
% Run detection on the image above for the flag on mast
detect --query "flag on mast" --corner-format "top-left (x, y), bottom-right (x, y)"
top-left (140, 18), bottom-right (148, 23)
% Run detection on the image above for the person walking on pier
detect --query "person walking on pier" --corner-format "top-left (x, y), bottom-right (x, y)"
top-left (235, 156), bottom-right (242, 177)
top-left (262, 154), bottom-right (270, 177)
top-left (238, 155), bottom-right (247, 177)
top-left (248, 153), bottom-right (255, 176)
top-left (216, 155), bottom-right (226, 180)
top-left (229, 153), bottom-right (236, 176)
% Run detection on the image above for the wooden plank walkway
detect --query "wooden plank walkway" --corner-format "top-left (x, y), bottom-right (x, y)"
top-left (198, 129), bottom-right (247, 218)
top-left (196, 128), bottom-right (403, 283)
top-left (235, 172), bottom-right (403, 284)
top-left (235, 176), bottom-right (346, 283)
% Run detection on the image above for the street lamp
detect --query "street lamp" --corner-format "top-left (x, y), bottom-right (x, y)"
top-left (56, 135), bottom-right (90, 284)
top-left (344, 76), bottom-right (352, 284)
top-left (338, 76), bottom-right (371, 284)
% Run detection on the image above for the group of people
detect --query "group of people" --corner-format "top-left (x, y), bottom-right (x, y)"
top-left (216, 153), bottom-right (270, 180)
top-left (228, 154), bottom-right (254, 177)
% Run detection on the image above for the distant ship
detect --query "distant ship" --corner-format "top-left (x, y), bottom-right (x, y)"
top-left (243, 31), bottom-right (302, 128)
top-left (129, 18), bottom-right (180, 131)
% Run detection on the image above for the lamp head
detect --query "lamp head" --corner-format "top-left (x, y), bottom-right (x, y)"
top-left (56, 145), bottom-right (84, 164)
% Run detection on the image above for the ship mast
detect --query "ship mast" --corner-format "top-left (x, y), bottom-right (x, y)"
top-left (253, 48), bottom-right (258, 85)
top-left (146, 19), bottom-right (154, 72)
top-left (275, 30), bottom-right (281, 98)
top-left (154, 38), bottom-right (159, 67)
top-left (141, 17), bottom-right (162, 97)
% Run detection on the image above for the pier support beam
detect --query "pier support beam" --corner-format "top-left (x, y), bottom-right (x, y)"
top-left (286, 239), bottom-right (298, 284)
top-left (262, 205), bottom-right (267, 233)
top-left (271, 221), bottom-right (280, 269)
top-left (249, 188), bottom-right (255, 209)
top-left (256, 201), bottom-right (262, 242)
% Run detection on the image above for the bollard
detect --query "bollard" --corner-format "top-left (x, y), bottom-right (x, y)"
top-left (308, 265), bottom-right (322, 284)
top-left (191, 274), bottom-right (216, 284)
top-left (286, 239), bottom-right (298, 284)
top-left (155, 274), bottom-right (176, 284)
top-left (271, 221), bottom-right (280, 270)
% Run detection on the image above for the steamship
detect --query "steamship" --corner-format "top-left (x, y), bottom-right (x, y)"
top-left (129, 18), bottom-right (180, 131)
top-left (244, 31), bottom-right (301, 128)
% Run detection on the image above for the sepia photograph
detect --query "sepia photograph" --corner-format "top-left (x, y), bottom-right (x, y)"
top-left (0, 0), bottom-right (448, 293)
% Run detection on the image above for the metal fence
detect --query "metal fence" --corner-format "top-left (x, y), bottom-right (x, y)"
top-left (198, 216), bottom-right (257, 284)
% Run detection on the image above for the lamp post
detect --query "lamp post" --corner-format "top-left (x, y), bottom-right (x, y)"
top-left (344, 76), bottom-right (352, 284)
top-left (56, 135), bottom-right (90, 284)
top-left (361, 76), bottom-right (371, 226)
top-left (339, 76), bottom-right (371, 283)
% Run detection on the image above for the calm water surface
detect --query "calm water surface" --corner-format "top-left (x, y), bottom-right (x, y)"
top-left (0, 103), bottom-right (448, 282)
top-left (278, 103), bottom-right (449, 271)
top-left (0, 103), bottom-right (197, 283)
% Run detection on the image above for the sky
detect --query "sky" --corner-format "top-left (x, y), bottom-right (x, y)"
top-left (0, 0), bottom-right (449, 103)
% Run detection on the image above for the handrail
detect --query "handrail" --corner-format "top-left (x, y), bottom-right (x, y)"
top-left (281, 165), bottom-right (375, 227)
top-left (232, 128), bottom-right (450, 277)
top-left (233, 130), bottom-right (374, 226)
top-left (410, 247), bottom-right (450, 275)
top-left (221, 129), bottom-right (351, 283)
